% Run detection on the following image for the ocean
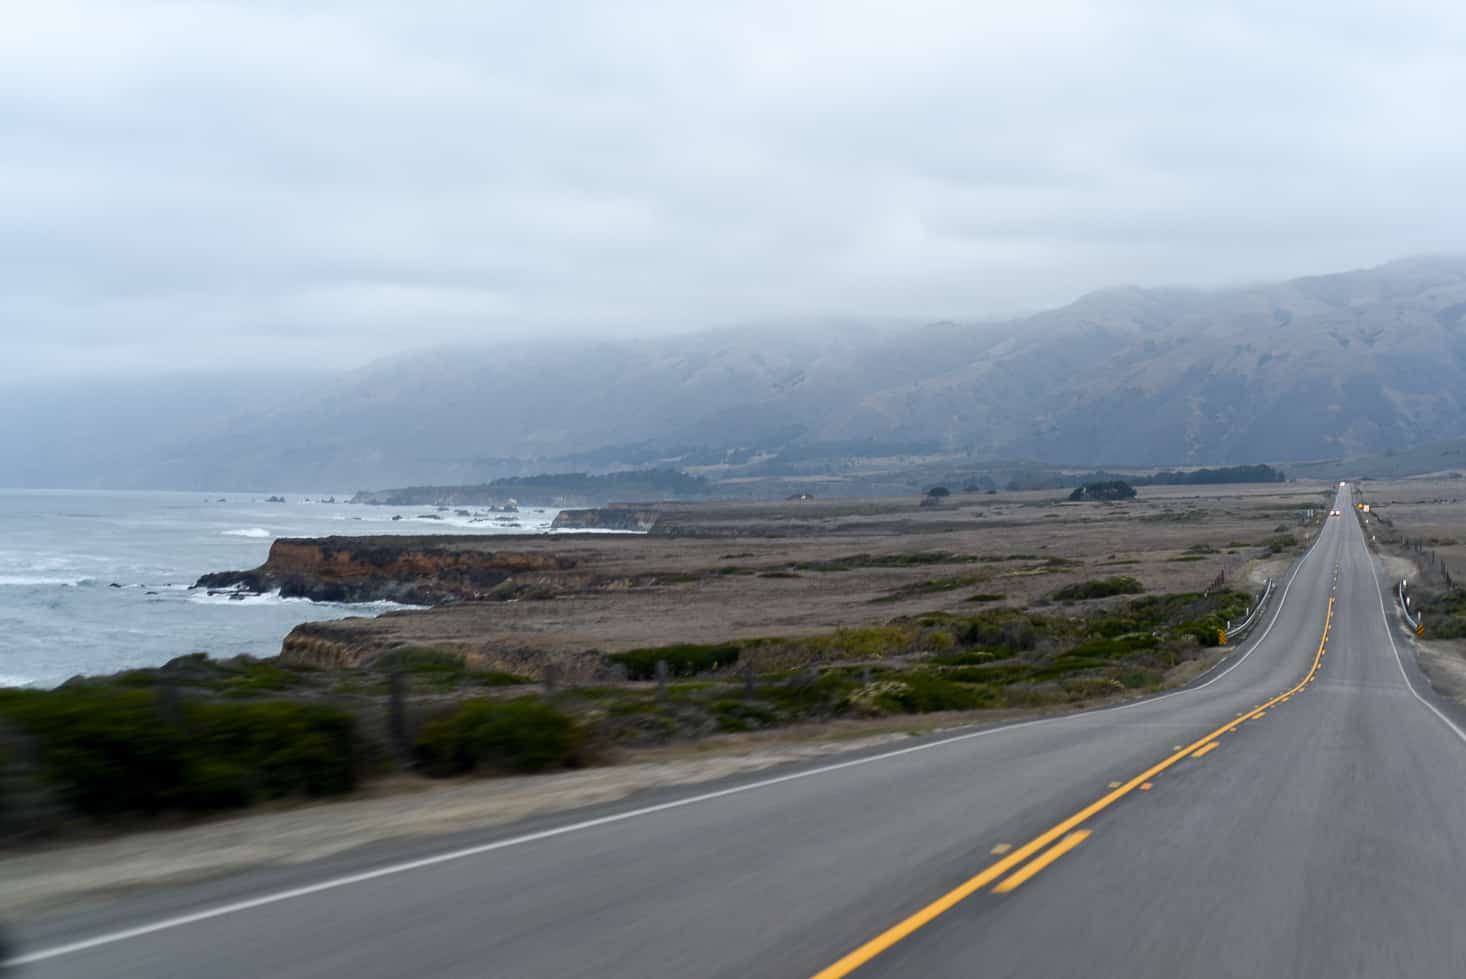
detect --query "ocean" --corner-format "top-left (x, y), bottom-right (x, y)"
top-left (0, 490), bottom-right (562, 688)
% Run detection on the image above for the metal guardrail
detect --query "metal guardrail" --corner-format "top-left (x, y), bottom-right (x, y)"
top-left (1399, 579), bottom-right (1425, 637)
top-left (1224, 577), bottom-right (1274, 644)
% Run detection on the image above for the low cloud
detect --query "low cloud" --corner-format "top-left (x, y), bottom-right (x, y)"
top-left (4, 0), bottom-right (1465, 374)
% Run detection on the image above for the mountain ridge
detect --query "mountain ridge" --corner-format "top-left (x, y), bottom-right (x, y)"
top-left (6, 256), bottom-right (1466, 490)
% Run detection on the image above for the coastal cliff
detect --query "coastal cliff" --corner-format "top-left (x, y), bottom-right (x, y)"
top-left (194, 536), bottom-right (578, 605)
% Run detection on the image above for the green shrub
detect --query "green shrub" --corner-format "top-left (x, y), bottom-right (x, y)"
top-left (1069, 481), bottom-right (1136, 502)
top-left (1266, 533), bottom-right (1299, 554)
top-left (942, 610), bottom-right (1046, 650)
top-left (873, 674), bottom-right (1000, 713)
top-left (476, 671), bottom-right (534, 687)
top-left (414, 699), bottom-right (582, 775)
top-left (1032, 656), bottom-right (1108, 679)
top-left (1050, 577), bottom-right (1145, 602)
top-left (924, 630), bottom-right (956, 652)
top-left (374, 647), bottom-right (531, 687)
top-left (377, 646), bottom-right (468, 673)
top-left (1066, 634), bottom-right (1158, 659)
top-left (108, 656), bottom-right (310, 695)
top-left (939, 662), bottom-right (1034, 684)
top-left (0, 688), bottom-right (357, 817)
top-left (1118, 669), bottom-right (1164, 689)
top-left (929, 649), bottom-right (1005, 666)
top-left (609, 642), bottom-right (744, 680)
top-left (711, 700), bottom-right (779, 732)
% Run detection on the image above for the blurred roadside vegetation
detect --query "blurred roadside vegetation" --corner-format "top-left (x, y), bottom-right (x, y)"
top-left (0, 581), bottom-right (1255, 836)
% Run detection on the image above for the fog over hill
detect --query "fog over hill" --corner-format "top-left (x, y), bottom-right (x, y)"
top-left (8, 256), bottom-right (1466, 491)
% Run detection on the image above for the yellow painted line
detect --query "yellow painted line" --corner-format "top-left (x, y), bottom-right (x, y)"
top-left (992, 831), bottom-right (1091, 894)
top-left (1253, 710), bottom-right (1267, 719)
top-left (989, 843), bottom-right (1011, 855)
top-left (1191, 741), bottom-right (1219, 759)
top-left (809, 597), bottom-right (1333, 979)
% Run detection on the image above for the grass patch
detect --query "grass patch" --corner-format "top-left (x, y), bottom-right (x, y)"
top-left (870, 574), bottom-right (990, 604)
top-left (1050, 577), bottom-right (1145, 602)
top-left (800, 625), bottom-right (920, 660)
top-left (374, 646), bottom-right (531, 687)
top-left (928, 649), bottom-right (1007, 666)
top-left (796, 552), bottom-right (983, 572)
top-left (377, 646), bottom-right (468, 673)
top-left (711, 699), bottom-right (779, 732)
top-left (863, 674), bottom-right (1000, 713)
top-left (938, 661), bottom-right (1034, 684)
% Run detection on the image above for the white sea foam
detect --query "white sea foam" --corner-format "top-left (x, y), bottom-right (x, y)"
top-left (547, 527), bottom-right (646, 535)
top-left (0, 575), bottom-right (95, 587)
top-left (187, 589), bottom-right (426, 613)
top-left (222, 528), bottom-right (273, 538)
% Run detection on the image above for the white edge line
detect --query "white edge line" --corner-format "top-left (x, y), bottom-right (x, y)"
top-left (4, 513), bottom-right (1336, 968)
top-left (1365, 518), bottom-right (1466, 745)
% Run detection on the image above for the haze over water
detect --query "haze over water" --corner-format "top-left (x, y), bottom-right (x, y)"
top-left (0, 490), bottom-right (559, 688)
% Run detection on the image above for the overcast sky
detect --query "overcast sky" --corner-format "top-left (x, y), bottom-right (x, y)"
top-left (5, 0), bottom-right (1465, 376)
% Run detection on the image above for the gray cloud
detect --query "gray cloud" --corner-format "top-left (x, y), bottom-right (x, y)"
top-left (4, 0), bottom-right (1466, 375)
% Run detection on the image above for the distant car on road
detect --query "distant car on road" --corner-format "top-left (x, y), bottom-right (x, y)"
top-left (1330, 509), bottom-right (1341, 516)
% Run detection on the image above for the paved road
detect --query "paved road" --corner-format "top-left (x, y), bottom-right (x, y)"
top-left (11, 484), bottom-right (1466, 977)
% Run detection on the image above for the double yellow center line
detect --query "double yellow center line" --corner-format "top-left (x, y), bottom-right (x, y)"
top-left (811, 596), bottom-right (1334, 979)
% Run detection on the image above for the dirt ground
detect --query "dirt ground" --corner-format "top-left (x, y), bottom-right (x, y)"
top-left (302, 483), bottom-right (1330, 670)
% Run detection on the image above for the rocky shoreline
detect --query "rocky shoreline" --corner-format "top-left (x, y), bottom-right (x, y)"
top-left (193, 536), bottom-right (578, 605)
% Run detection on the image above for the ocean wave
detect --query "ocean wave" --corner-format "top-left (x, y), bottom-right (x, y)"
top-left (187, 589), bottom-right (426, 612)
top-left (0, 575), bottom-right (96, 587)
top-left (222, 528), bottom-right (273, 538)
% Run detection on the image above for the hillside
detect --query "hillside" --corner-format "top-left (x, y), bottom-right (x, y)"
top-left (1287, 438), bottom-right (1466, 481)
top-left (7, 256), bottom-right (1466, 490)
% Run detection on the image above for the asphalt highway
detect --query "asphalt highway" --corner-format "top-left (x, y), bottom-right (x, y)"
top-left (11, 484), bottom-right (1466, 977)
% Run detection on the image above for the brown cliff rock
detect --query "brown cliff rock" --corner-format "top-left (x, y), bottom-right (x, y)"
top-left (193, 536), bottom-right (578, 605)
